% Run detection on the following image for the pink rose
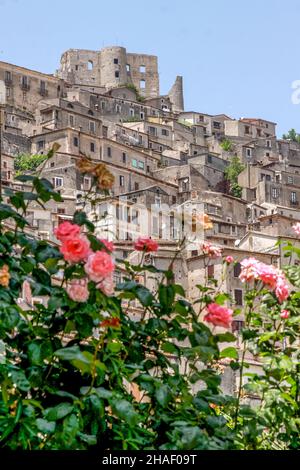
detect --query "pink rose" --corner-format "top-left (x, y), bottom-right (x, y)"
top-left (66, 278), bottom-right (89, 302)
top-left (60, 236), bottom-right (91, 263)
top-left (275, 275), bottom-right (289, 303)
top-left (280, 309), bottom-right (290, 319)
top-left (201, 241), bottom-right (222, 259)
top-left (204, 303), bottom-right (233, 329)
top-left (134, 237), bottom-right (159, 253)
top-left (225, 256), bottom-right (234, 264)
top-left (240, 257), bottom-right (289, 303)
top-left (54, 221), bottom-right (81, 241)
top-left (239, 257), bottom-right (261, 282)
top-left (292, 222), bottom-right (300, 236)
top-left (99, 238), bottom-right (114, 253)
top-left (84, 251), bottom-right (115, 283)
top-left (257, 263), bottom-right (278, 289)
top-left (97, 274), bottom-right (115, 296)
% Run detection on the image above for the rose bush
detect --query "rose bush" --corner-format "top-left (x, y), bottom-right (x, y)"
top-left (0, 149), bottom-right (299, 450)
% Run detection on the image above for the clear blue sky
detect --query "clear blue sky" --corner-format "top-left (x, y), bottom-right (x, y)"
top-left (1, 0), bottom-right (300, 135)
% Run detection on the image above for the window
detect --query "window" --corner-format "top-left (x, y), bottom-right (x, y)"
top-left (6, 87), bottom-right (11, 98)
top-left (130, 108), bottom-right (134, 117)
top-left (69, 114), bottom-right (74, 127)
top-left (272, 187), bottom-right (279, 199)
top-left (207, 155), bottom-right (212, 163)
top-left (132, 159), bottom-right (137, 168)
top-left (134, 182), bottom-right (139, 190)
top-left (122, 152), bottom-right (126, 163)
top-left (50, 161), bottom-right (55, 168)
top-left (138, 161), bottom-right (144, 169)
top-left (83, 177), bottom-right (91, 190)
top-left (5, 71), bottom-right (11, 83)
top-left (232, 320), bottom-right (244, 333)
top-left (107, 147), bottom-right (111, 157)
top-left (191, 249), bottom-right (198, 257)
top-left (244, 126), bottom-right (250, 135)
top-left (40, 80), bottom-right (46, 94)
top-left (246, 147), bottom-right (252, 157)
top-left (162, 128), bottom-right (169, 136)
top-left (152, 216), bottom-right (158, 235)
top-left (75, 65), bottom-right (79, 71)
top-left (266, 152), bottom-right (270, 157)
top-left (90, 142), bottom-right (95, 152)
top-left (155, 196), bottom-right (161, 208)
top-left (119, 175), bottom-right (125, 187)
top-left (138, 135), bottom-right (143, 144)
top-left (148, 126), bottom-right (156, 136)
top-left (234, 262), bottom-right (241, 278)
top-left (114, 58), bottom-right (119, 64)
top-left (139, 65), bottom-right (146, 73)
top-left (207, 264), bottom-right (214, 278)
top-left (265, 174), bottom-right (271, 181)
top-left (257, 128), bottom-right (262, 137)
top-left (140, 79), bottom-right (145, 89)
top-left (101, 101), bottom-right (105, 109)
top-left (140, 112), bottom-right (144, 119)
top-left (288, 176), bottom-right (294, 184)
top-left (234, 289), bottom-right (243, 306)
top-left (115, 71), bottom-right (119, 78)
top-left (37, 140), bottom-right (44, 150)
top-left (3, 161), bottom-right (7, 169)
top-left (182, 178), bottom-right (189, 191)
top-left (116, 104), bottom-right (121, 113)
top-left (126, 64), bottom-right (130, 72)
top-left (57, 208), bottom-right (65, 214)
top-left (73, 136), bottom-right (79, 147)
top-left (213, 121), bottom-right (221, 129)
top-left (53, 177), bottom-right (63, 188)
top-left (20, 75), bottom-right (29, 88)
top-left (266, 139), bottom-right (271, 148)
top-left (89, 121), bottom-right (95, 133)
top-left (132, 210), bottom-right (139, 225)
top-left (291, 191), bottom-right (297, 203)
top-left (149, 142), bottom-right (152, 149)
top-left (88, 60), bottom-right (93, 70)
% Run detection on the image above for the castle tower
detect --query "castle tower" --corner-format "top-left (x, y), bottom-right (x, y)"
top-left (99, 46), bottom-right (129, 89)
top-left (168, 76), bottom-right (184, 113)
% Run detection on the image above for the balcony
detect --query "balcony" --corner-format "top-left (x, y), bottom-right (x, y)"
top-left (39, 88), bottom-right (48, 97)
top-left (4, 77), bottom-right (12, 86)
top-left (20, 82), bottom-right (30, 91)
top-left (290, 200), bottom-right (299, 206)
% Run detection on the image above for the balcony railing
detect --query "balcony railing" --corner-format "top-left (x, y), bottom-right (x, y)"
top-left (39, 88), bottom-right (48, 97)
top-left (20, 82), bottom-right (30, 91)
top-left (4, 77), bottom-right (12, 86)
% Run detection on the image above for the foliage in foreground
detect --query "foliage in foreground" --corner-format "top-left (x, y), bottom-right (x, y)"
top-left (0, 149), bottom-right (299, 450)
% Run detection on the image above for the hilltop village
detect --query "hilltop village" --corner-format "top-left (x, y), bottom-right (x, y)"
top-left (1, 45), bottom-right (300, 342)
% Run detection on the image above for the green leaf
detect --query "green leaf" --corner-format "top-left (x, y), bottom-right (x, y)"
top-left (155, 384), bottom-right (172, 407)
top-left (36, 418), bottom-right (56, 434)
top-left (136, 286), bottom-right (154, 307)
top-left (215, 332), bottom-right (236, 343)
top-left (44, 403), bottom-right (74, 421)
top-left (220, 347), bottom-right (239, 360)
top-left (111, 399), bottom-right (139, 426)
top-left (78, 433), bottom-right (97, 446)
top-left (10, 369), bottom-right (30, 392)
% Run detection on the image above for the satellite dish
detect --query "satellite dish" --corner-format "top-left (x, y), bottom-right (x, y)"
top-left (0, 80), bottom-right (6, 105)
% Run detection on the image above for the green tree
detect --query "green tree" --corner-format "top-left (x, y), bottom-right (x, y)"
top-left (14, 153), bottom-right (48, 175)
top-left (224, 156), bottom-right (245, 198)
top-left (220, 139), bottom-right (233, 152)
top-left (282, 128), bottom-right (300, 143)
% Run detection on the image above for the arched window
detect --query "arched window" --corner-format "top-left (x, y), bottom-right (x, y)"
top-left (88, 60), bottom-right (93, 71)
